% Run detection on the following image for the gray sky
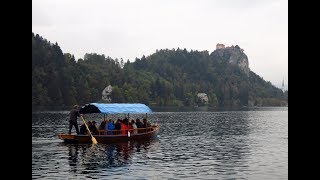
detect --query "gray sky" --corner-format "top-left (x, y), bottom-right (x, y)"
top-left (32, 0), bottom-right (288, 88)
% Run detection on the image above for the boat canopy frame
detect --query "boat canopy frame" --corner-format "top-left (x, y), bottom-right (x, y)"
top-left (79, 103), bottom-right (152, 115)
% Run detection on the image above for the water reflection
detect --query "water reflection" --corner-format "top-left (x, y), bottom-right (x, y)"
top-left (68, 144), bottom-right (78, 173)
top-left (105, 143), bottom-right (116, 166)
top-left (64, 139), bottom-right (159, 175)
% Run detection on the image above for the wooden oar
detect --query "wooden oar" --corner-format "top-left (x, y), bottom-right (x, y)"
top-left (80, 115), bottom-right (98, 144)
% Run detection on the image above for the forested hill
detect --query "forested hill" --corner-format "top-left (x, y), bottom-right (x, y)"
top-left (32, 33), bottom-right (287, 107)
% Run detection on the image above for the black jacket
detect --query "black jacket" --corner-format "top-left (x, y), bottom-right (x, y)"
top-left (69, 109), bottom-right (80, 123)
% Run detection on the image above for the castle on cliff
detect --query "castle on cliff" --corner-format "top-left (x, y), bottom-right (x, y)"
top-left (216, 43), bottom-right (244, 52)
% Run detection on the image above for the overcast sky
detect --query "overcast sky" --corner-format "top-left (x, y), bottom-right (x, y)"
top-left (32, 0), bottom-right (288, 87)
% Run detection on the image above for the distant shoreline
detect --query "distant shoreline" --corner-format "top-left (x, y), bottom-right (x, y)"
top-left (32, 105), bottom-right (287, 112)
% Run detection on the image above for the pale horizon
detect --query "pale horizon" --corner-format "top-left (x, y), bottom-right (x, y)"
top-left (32, 0), bottom-right (288, 88)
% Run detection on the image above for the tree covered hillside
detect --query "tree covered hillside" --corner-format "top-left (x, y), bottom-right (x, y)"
top-left (32, 33), bottom-right (287, 107)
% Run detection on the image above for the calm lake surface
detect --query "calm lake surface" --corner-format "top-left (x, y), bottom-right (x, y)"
top-left (32, 107), bottom-right (288, 179)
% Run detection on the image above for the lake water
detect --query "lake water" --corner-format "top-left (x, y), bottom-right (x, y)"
top-left (32, 107), bottom-right (288, 179)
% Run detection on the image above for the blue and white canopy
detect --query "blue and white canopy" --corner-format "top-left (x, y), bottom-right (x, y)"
top-left (79, 103), bottom-right (152, 114)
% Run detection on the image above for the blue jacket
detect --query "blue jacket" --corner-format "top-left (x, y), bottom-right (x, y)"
top-left (107, 122), bottom-right (115, 130)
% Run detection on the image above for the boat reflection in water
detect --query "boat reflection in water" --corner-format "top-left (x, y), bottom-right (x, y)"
top-left (65, 138), bottom-right (159, 175)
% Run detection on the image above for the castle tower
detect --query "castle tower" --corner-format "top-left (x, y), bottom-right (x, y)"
top-left (216, 43), bottom-right (225, 49)
top-left (282, 78), bottom-right (285, 92)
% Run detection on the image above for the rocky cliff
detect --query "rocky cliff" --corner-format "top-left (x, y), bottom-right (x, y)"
top-left (211, 45), bottom-right (250, 76)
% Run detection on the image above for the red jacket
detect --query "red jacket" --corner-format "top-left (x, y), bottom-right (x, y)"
top-left (120, 123), bottom-right (128, 135)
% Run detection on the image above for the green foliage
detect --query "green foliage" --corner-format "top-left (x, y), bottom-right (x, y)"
top-left (32, 33), bottom-right (287, 107)
top-left (207, 91), bottom-right (218, 107)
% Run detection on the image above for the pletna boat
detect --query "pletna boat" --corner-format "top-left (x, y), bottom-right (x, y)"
top-left (58, 103), bottom-right (159, 143)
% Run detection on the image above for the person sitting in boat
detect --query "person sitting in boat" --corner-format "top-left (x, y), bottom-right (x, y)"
top-left (79, 122), bottom-right (87, 135)
top-left (114, 119), bottom-right (121, 134)
top-left (80, 120), bottom-right (92, 135)
top-left (123, 118), bottom-right (129, 125)
top-left (143, 118), bottom-right (151, 132)
top-left (98, 121), bottom-right (106, 135)
top-left (89, 121), bottom-right (98, 135)
top-left (135, 118), bottom-right (143, 133)
top-left (87, 121), bottom-right (92, 126)
top-left (131, 120), bottom-right (138, 134)
top-left (128, 120), bottom-right (133, 134)
top-left (120, 120), bottom-right (128, 135)
top-left (136, 118), bottom-right (143, 128)
top-left (107, 119), bottom-right (115, 135)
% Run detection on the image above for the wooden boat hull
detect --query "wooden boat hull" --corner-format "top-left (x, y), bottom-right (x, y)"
top-left (58, 125), bottom-right (159, 144)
